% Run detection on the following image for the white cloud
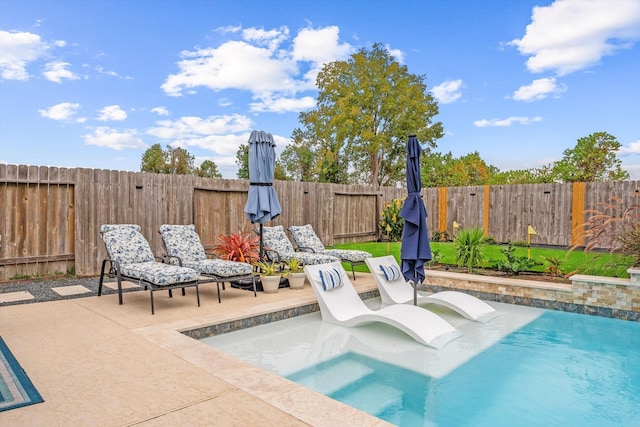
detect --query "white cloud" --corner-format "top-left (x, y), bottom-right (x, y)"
top-left (151, 106), bottom-right (169, 116)
top-left (619, 139), bottom-right (640, 155)
top-left (161, 25), bottom-right (352, 102)
top-left (43, 61), bottom-right (79, 83)
top-left (510, 0), bottom-right (640, 75)
top-left (474, 116), bottom-right (543, 127)
top-left (0, 30), bottom-right (49, 80)
top-left (431, 79), bottom-right (463, 104)
top-left (512, 77), bottom-right (566, 101)
top-left (97, 105), bottom-right (127, 121)
top-left (147, 114), bottom-right (254, 155)
top-left (39, 102), bottom-right (84, 122)
top-left (385, 44), bottom-right (404, 64)
top-left (83, 127), bottom-right (147, 150)
top-left (249, 95), bottom-right (316, 113)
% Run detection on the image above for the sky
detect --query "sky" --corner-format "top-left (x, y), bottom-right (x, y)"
top-left (1, 0), bottom-right (639, 180)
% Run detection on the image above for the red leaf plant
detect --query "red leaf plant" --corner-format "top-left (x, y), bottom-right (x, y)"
top-left (210, 231), bottom-right (260, 264)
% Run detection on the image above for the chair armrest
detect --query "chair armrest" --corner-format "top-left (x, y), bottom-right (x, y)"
top-left (296, 246), bottom-right (317, 253)
top-left (162, 254), bottom-right (184, 266)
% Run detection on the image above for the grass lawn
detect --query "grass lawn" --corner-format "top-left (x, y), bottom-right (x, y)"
top-left (336, 241), bottom-right (634, 278)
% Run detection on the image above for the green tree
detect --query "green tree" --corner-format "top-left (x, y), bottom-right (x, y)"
top-left (140, 143), bottom-right (166, 173)
top-left (235, 144), bottom-right (249, 180)
top-left (280, 128), bottom-right (319, 182)
top-left (195, 160), bottom-right (222, 179)
top-left (297, 42), bottom-right (443, 186)
top-left (165, 146), bottom-right (194, 175)
top-left (552, 132), bottom-right (629, 182)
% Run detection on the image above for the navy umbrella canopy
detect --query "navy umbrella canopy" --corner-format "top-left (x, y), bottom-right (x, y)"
top-left (400, 134), bottom-right (432, 304)
top-left (244, 130), bottom-right (282, 259)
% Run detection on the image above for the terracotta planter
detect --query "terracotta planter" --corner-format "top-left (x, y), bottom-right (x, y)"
top-left (261, 276), bottom-right (281, 293)
top-left (288, 272), bottom-right (306, 289)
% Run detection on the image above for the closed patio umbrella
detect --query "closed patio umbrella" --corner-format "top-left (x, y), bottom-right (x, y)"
top-left (243, 130), bottom-right (282, 260)
top-left (400, 134), bottom-right (432, 305)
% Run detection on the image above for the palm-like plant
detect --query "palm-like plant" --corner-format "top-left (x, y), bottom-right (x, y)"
top-left (211, 231), bottom-right (260, 264)
top-left (453, 227), bottom-right (485, 273)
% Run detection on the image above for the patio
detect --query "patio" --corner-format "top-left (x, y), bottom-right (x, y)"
top-left (0, 274), bottom-right (390, 426)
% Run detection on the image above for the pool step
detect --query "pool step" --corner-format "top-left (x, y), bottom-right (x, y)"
top-left (340, 382), bottom-right (404, 416)
top-left (294, 359), bottom-right (374, 395)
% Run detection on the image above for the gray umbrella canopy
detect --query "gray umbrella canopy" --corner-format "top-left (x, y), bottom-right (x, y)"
top-left (244, 130), bottom-right (282, 224)
top-left (400, 135), bottom-right (432, 303)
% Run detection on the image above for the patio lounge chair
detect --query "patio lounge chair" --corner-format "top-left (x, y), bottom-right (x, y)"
top-left (98, 224), bottom-right (200, 314)
top-left (159, 224), bottom-right (256, 303)
top-left (304, 262), bottom-right (461, 349)
top-left (259, 225), bottom-right (339, 266)
top-left (365, 255), bottom-right (500, 323)
top-left (288, 224), bottom-right (372, 280)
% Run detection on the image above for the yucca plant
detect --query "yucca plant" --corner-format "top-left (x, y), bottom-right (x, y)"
top-left (210, 231), bottom-right (260, 264)
top-left (453, 227), bottom-right (485, 273)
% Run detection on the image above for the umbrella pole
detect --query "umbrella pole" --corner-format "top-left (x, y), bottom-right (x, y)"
top-left (259, 223), bottom-right (264, 262)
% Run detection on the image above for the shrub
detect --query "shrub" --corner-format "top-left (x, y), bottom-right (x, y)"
top-left (492, 244), bottom-right (539, 275)
top-left (426, 249), bottom-right (443, 268)
top-left (540, 255), bottom-right (565, 280)
top-left (453, 227), bottom-right (485, 273)
top-left (431, 230), bottom-right (450, 242)
top-left (379, 197), bottom-right (405, 242)
top-left (573, 196), bottom-right (640, 267)
top-left (211, 231), bottom-right (260, 264)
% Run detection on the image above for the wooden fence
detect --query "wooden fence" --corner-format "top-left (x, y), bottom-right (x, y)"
top-left (1, 163), bottom-right (638, 281)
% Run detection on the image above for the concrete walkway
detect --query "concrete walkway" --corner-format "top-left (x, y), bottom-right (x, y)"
top-left (1, 274), bottom-right (391, 426)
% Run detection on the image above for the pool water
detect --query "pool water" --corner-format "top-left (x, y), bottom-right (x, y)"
top-left (287, 311), bottom-right (640, 426)
top-left (202, 302), bottom-right (640, 426)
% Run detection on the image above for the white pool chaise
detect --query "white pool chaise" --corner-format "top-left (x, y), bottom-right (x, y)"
top-left (304, 262), bottom-right (461, 349)
top-left (366, 255), bottom-right (500, 323)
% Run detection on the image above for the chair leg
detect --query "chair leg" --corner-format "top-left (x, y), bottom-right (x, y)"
top-left (98, 259), bottom-right (108, 297)
top-left (150, 289), bottom-right (155, 315)
top-left (216, 282), bottom-right (222, 303)
top-left (252, 276), bottom-right (257, 297)
top-left (195, 285), bottom-right (201, 307)
top-left (351, 263), bottom-right (356, 280)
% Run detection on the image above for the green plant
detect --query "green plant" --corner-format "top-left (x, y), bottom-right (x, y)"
top-left (426, 249), bottom-right (443, 268)
top-left (254, 260), bottom-right (281, 276)
top-left (511, 240), bottom-right (529, 247)
top-left (379, 197), bottom-right (405, 242)
top-left (453, 227), bottom-right (485, 273)
top-left (284, 258), bottom-right (303, 273)
top-left (484, 235), bottom-right (498, 245)
top-left (492, 243), bottom-right (540, 275)
top-left (211, 231), bottom-right (260, 263)
top-left (540, 255), bottom-right (565, 280)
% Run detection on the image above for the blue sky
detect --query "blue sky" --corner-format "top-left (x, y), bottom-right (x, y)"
top-left (1, 0), bottom-right (639, 179)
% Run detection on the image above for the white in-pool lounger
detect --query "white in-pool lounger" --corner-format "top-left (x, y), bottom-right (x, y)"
top-left (365, 255), bottom-right (500, 323)
top-left (304, 262), bottom-right (461, 349)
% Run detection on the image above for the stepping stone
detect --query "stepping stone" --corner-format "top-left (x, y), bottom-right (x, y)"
top-left (0, 291), bottom-right (35, 304)
top-left (52, 285), bottom-right (92, 296)
top-left (102, 281), bottom-right (140, 290)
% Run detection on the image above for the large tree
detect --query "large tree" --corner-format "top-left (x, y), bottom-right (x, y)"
top-left (195, 160), bottom-right (222, 179)
top-left (295, 43), bottom-right (443, 187)
top-left (553, 132), bottom-right (629, 182)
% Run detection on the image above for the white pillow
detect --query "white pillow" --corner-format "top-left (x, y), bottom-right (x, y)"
top-left (378, 264), bottom-right (402, 281)
top-left (319, 268), bottom-right (343, 291)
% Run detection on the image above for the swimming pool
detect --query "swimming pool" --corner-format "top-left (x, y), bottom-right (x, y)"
top-left (202, 301), bottom-right (640, 426)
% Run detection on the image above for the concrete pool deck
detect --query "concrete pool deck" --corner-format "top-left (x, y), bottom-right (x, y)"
top-left (1, 273), bottom-right (393, 426)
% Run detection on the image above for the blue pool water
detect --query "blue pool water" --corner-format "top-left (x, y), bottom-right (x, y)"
top-left (286, 311), bottom-right (640, 427)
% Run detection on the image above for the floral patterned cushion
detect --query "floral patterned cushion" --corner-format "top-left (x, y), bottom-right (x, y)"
top-left (159, 224), bottom-right (207, 262)
top-left (288, 224), bottom-right (372, 262)
top-left (261, 225), bottom-right (296, 255)
top-left (288, 224), bottom-right (325, 252)
top-left (160, 224), bottom-right (253, 277)
top-left (100, 224), bottom-right (198, 286)
top-left (182, 259), bottom-right (252, 277)
top-left (120, 262), bottom-right (199, 285)
top-left (262, 225), bottom-right (338, 265)
top-left (100, 224), bottom-right (155, 265)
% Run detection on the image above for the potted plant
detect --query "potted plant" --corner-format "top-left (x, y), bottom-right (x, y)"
top-left (284, 258), bottom-right (306, 289)
top-left (255, 260), bottom-right (282, 293)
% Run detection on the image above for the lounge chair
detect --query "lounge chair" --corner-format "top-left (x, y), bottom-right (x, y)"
top-left (159, 224), bottom-right (256, 303)
top-left (304, 262), bottom-right (461, 349)
top-left (259, 225), bottom-right (339, 266)
top-left (288, 224), bottom-right (372, 280)
top-left (98, 224), bottom-right (200, 314)
top-left (365, 255), bottom-right (500, 323)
